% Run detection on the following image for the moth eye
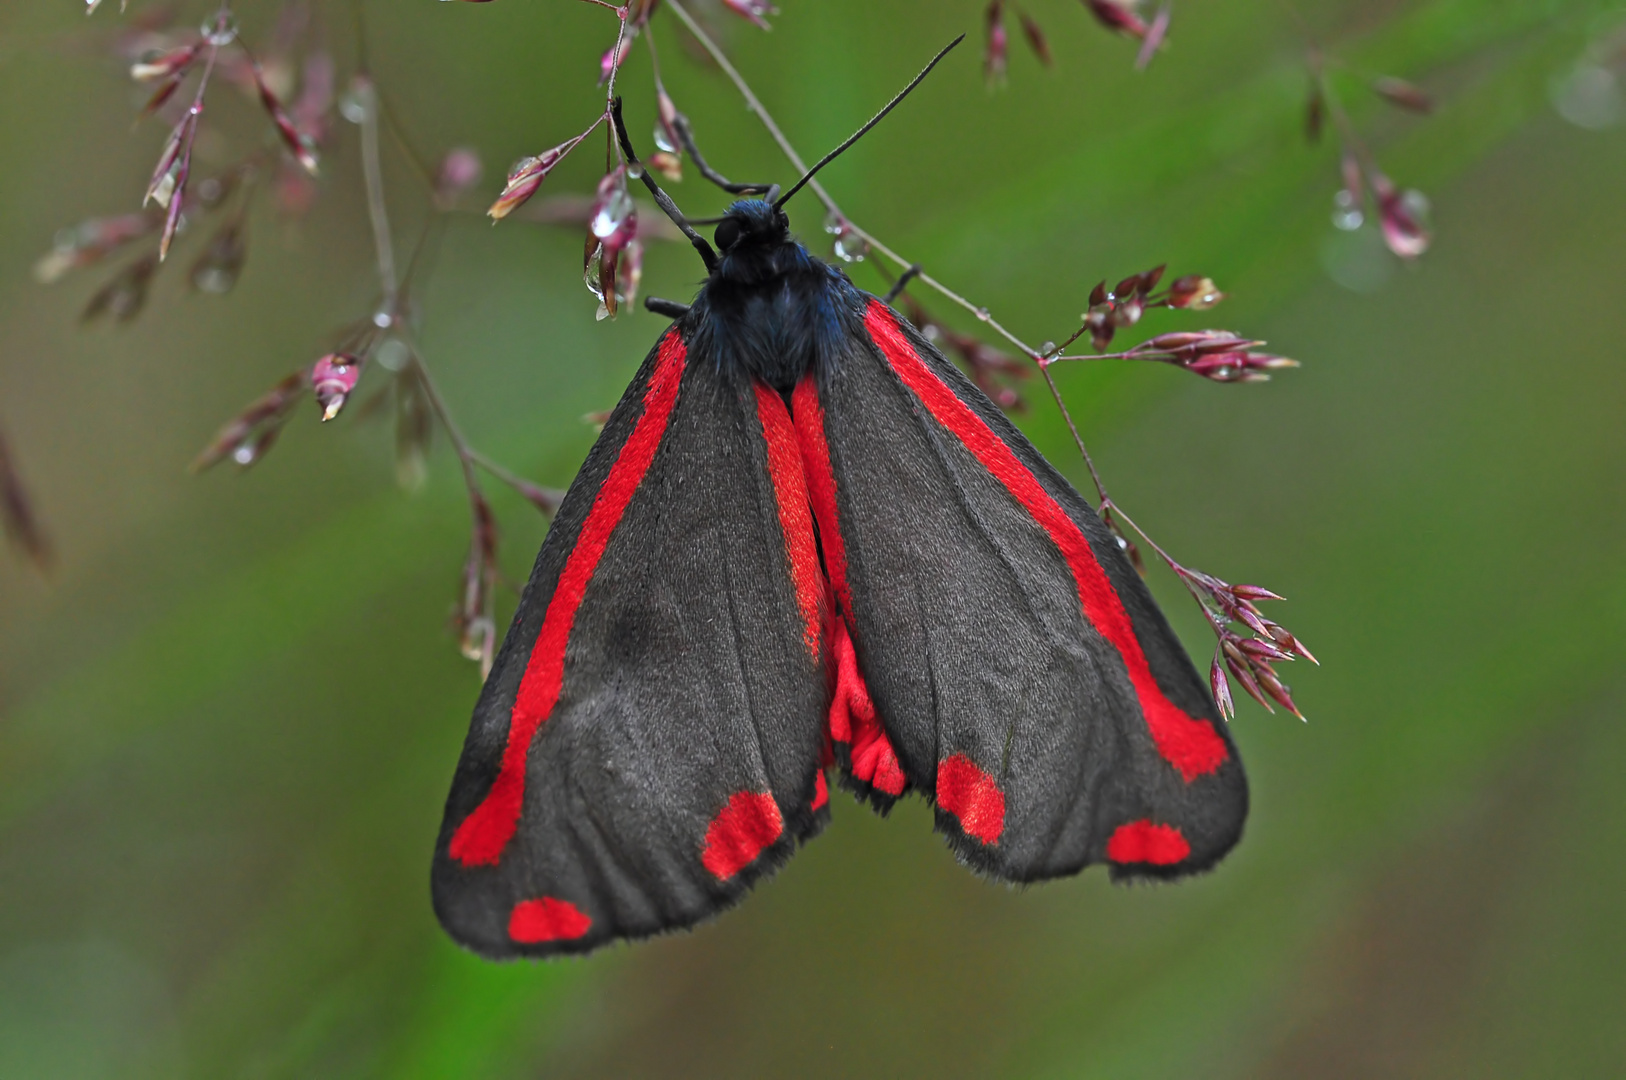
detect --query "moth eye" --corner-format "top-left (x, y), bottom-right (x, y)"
top-left (714, 218), bottom-right (743, 252)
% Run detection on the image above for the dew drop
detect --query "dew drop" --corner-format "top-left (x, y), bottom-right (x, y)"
top-left (375, 339), bottom-right (410, 372)
top-left (974, 307), bottom-right (990, 322)
top-left (1332, 189), bottom-right (1364, 231)
top-left (652, 121), bottom-right (677, 155)
top-left (590, 189), bottom-right (635, 239)
top-left (1400, 188), bottom-right (1431, 223)
top-left (832, 232), bottom-right (868, 263)
top-left (1551, 64), bottom-right (1623, 130)
top-left (201, 12), bottom-right (239, 47)
top-left (339, 83), bottom-right (372, 125)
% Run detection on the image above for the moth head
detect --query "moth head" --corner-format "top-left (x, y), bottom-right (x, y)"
top-left (713, 199), bottom-right (791, 256)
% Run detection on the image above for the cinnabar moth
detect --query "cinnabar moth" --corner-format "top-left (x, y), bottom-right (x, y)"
top-left (432, 39), bottom-right (1246, 959)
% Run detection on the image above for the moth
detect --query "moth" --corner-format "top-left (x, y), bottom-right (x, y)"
top-left (433, 39), bottom-right (1247, 959)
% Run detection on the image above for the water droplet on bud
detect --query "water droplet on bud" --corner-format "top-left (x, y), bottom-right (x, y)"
top-left (1551, 63), bottom-right (1623, 130)
top-left (590, 189), bottom-right (635, 239)
top-left (1332, 189), bottom-right (1364, 231)
top-left (201, 12), bottom-right (239, 46)
top-left (832, 231), bottom-right (868, 262)
top-left (652, 120), bottom-right (678, 155)
top-left (339, 82), bottom-right (373, 125)
top-left (975, 307), bottom-right (990, 322)
top-left (376, 339), bottom-right (410, 372)
top-left (1400, 188), bottom-right (1431, 222)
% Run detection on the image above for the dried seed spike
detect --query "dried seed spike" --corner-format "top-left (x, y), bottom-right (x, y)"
top-left (190, 372), bottom-right (306, 473)
top-left (1372, 76), bottom-right (1434, 114)
top-left (1210, 653), bottom-right (1234, 720)
top-left (1225, 653), bottom-right (1274, 714)
top-left (1085, 0), bottom-right (1149, 39)
top-left (721, 0), bottom-right (777, 30)
top-left (514, 480), bottom-right (563, 516)
top-left (1234, 604), bottom-right (1271, 640)
top-left (0, 427), bottom-right (53, 573)
top-left (1305, 81), bottom-right (1326, 144)
top-left (1257, 667), bottom-right (1305, 720)
top-left (1134, 2), bottom-right (1170, 71)
top-left (1137, 264), bottom-right (1166, 295)
top-left (1238, 637), bottom-right (1293, 663)
top-left (984, 1), bottom-right (1008, 84)
top-left (1018, 11), bottom-right (1051, 67)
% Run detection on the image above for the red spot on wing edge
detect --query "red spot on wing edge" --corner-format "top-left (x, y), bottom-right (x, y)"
top-left (812, 769), bottom-right (829, 811)
top-left (863, 302), bottom-right (1227, 784)
top-left (450, 332), bottom-right (688, 868)
top-left (752, 383), bottom-right (824, 660)
top-left (936, 753), bottom-right (1006, 845)
top-left (1106, 820), bottom-right (1191, 866)
top-left (703, 791), bottom-right (785, 881)
top-left (509, 896), bottom-right (592, 944)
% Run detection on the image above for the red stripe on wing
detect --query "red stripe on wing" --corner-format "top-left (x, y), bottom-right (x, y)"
top-left (450, 331), bottom-right (688, 868)
top-left (789, 376), bottom-right (851, 620)
top-left (791, 374), bottom-right (906, 796)
top-left (752, 382), bottom-right (823, 660)
top-left (863, 302), bottom-right (1227, 783)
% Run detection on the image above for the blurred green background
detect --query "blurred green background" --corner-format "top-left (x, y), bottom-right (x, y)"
top-left (2, 0), bottom-right (1623, 1076)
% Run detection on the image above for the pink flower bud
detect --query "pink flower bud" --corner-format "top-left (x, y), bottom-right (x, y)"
top-left (985, 2), bottom-right (1009, 84)
top-left (1020, 11), bottom-right (1052, 66)
top-left (1374, 177), bottom-right (1431, 260)
top-left (588, 167), bottom-right (638, 253)
top-left (1165, 275), bottom-right (1224, 310)
top-left (1372, 76), bottom-right (1434, 114)
top-left (256, 73), bottom-right (319, 175)
top-left (649, 151), bottom-right (683, 182)
top-left (1134, 2), bottom-right (1170, 69)
top-left (599, 36), bottom-right (632, 85)
top-left (310, 354), bottom-right (361, 421)
top-left (131, 43), bottom-right (201, 82)
top-left (488, 142), bottom-right (573, 221)
top-left (1084, 0), bottom-right (1148, 38)
top-left (1210, 654), bottom-right (1234, 720)
top-left (722, 0), bottom-right (778, 30)
top-left (654, 86), bottom-right (682, 154)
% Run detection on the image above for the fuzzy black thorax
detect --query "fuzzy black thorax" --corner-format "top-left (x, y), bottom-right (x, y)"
top-left (683, 199), bottom-right (864, 393)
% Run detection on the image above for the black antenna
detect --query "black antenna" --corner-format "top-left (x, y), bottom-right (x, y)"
top-left (610, 97), bottom-right (718, 273)
top-left (774, 34), bottom-right (965, 210)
